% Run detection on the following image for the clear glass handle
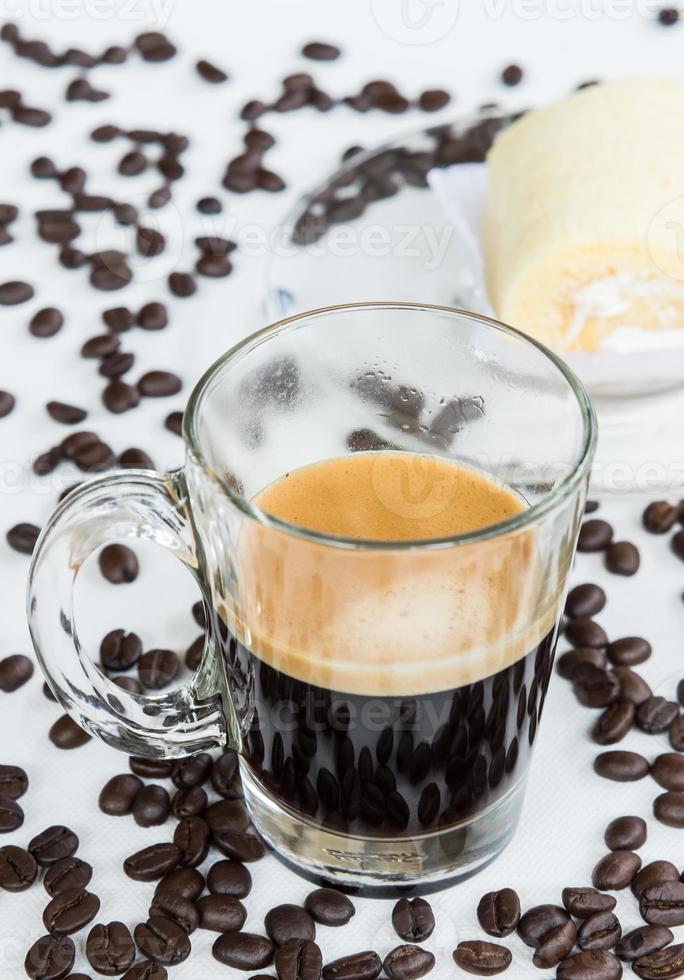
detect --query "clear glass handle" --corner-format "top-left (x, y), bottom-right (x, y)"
top-left (27, 469), bottom-right (228, 758)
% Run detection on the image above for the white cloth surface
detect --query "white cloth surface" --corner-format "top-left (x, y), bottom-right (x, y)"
top-left (1, 2), bottom-right (684, 977)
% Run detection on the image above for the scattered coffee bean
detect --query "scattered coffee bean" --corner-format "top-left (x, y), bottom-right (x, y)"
top-left (640, 881), bottom-right (684, 925)
top-left (7, 522), bottom-right (40, 554)
top-left (138, 649), bottom-right (179, 689)
top-left (98, 543), bottom-right (138, 583)
top-left (592, 702), bottom-right (634, 744)
top-left (134, 916), bottom-right (191, 966)
top-left (168, 271), bottom-right (196, 297)
top-left (171, 784), bottom-right (207, 819)
top-left (651, 753), bottom-right (684, 790)
top-left (453, 939), bottom-right (511, 975)
top-left (86, 921), bottom-right (135, 975)
top-left (391, 898), bottom-right (434, 942)
top-left (213, 829), bottom-right (265, 862)
top-left (49, 714), bottom-right (91, 750)
top-left (100, 629), bottom-right (142, 671)
top-left (562, 887), bottom-right (616, 918)
top-left (173, 816), bottom-right (210, 867)
top-left (164, 410), bottom-right (183, 435)
top-left (43, 887), bottom-right (100, 936)
top-left (632, 861), bottom-right (681, 898)
top-left (578, 519), bottom-right (613, 552)
top-left (0, 390), bottom-right (15, 417)
top-left (24, 934), bottom-right (75, 980)
top-left (129, 756), bottom-right (174, 779)
top-left (592, 849), bottom-right (642, 890)
top-left (565, 618), bottom-right (608, 649)
top-left (43, 857), bottom-right (92, 897)
top-left (210, 751), bottom-right (242, 799)
top-left (46, 401), bottom-right (86, 425)
top-left (30, 307), bottom-right (63, 337)
top-left (556, 950), bottom-right (622, 979)
top-left (322, 950), bottom-right (383, 980)
top-left (476, 889), bottom-right (520, 938)
top-left (576, 910), bottom-right (621, 951)
top-left (594, 751), bottom-right (649, 781)
top-left (383, 945), bottom-right (434, 979)
top-left (643, 501), bottom-right (678, 533)
top-left (103, 380), bottom-right (140, 413)
top-left (557, 647), bottom-right (607, 680)
top-left (196, 196), bottom-right (222, 213)
top-left (616, 924), bottom-right (673, 961)
top-left (133, 784), bottom-right (171, 827)
top-left (185, 635), bottom-right (204, 671)
top-left (634, 942), bottom-right (684, 979)
top-left (265, 904), bottom-right (316, 946)
top-left (0, 279), bottom-right (33, 304)
top-left (615, 666), bottom-right (652, 705)
top-left (607, 636), bottom-right (651, 667)
top-left (501, 64), bottom-right (523, 86)
top-left (119, 447), bottom-right (155, 469)
top-left (103, 306), bottom-right (134, 331)
top-left (149, 889), bottom-right (200, 933)
top-left (122, 963), bottom-right (167, 980)
top-left (638, 696), bottom-right (680, 733)
top-left (658, 6), bottom-right (680, 25)
top-left (573, 664), bottom-right (620, 708)
top-left (196, 59), bottom-right (228, 83)
top-left (29, 826), bottom-right (78, 866)
top-left (670, 715), bottom-right (684, 751)
top-left (99, 773), bottom-right (143, 815)
top-left (0, 844), bottom-right (37, 890)
top-left (671, 529), bottom-right (684, 561)
top-left (654, 790), bottom-right (684, 827)
top-left (0, 793), bottom-right (23, 832)
top-left (124, 843), bottom-right (181, 882)
top-left (566, 583), bottom-right (606, 619)
top-left (0, 653), bottom-right (34, 692)
top-left (517, 905), bottom-right (570, 948)
top-left (172, 753), bottom-right (212, 789)
top-left (605, 540), bottom-right (640, 575)
top-left (534, 920), bottom-right (577, 969)
top-left (604, 815), bottom-right (646, 850)
top-left (212, 931), bottom-right (274, 970)
top-left (196, 894), bottom-right (246, 932)
top-left (302, 41), bottom-right (341, 60)
top-left (155, 866), bottom-right (204, 902)
top-left (0, 764), bottom-right (27, 799)
top-left (304, 888), bottom-right (354, 927)
top-left (138, 370), bottom-right (182, 397)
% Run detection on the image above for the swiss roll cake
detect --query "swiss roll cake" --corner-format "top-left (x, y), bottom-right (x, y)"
top-left (484, 78), bottom-right (684, 353)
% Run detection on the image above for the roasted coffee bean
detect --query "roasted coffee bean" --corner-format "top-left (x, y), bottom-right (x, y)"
top-left (534, 920), bottom-right (577, 969)
top-left (615, 666), bottom-right (652, 705)
top-left (103, 380), bottom-right (140, 413)
top-left (171, 785), bottom-right (207, 819)
top-left (118, 150), bottom-right (147, 176)
top-left (185, 636), bottom-right (204, 671)
top-left (566, 583), bottom-right (606, 619)
top-left (670, 715), bottom-right (684, 751)
top-left (124, 843), bottom-right (180, 881)
top-left (31, 154), bottom-right (58, 176)
top-left (133, 784), bottom-right (170, 827)
top-left (633, 943), bottom-right (684, 979)
top-left (672, 529), bottom-right (684, 561)
top-left (517, 905), bottom-right (569, 947)
top-left (592, 850), bottom-right (642, 890)
top-left (212, 931), bottom-right (275, 970)
top-left (576, 911), bottom-right (621, 951)
top-left (205, 798), bottom-right (250, 834)
top-left (383, 945), bottom-right (434, 979)
top-left (302, 40), bottom-right (340, 60)
top-left (561, 887), bottom-right (616, 918)
top-left (46, 402), bottom-right (86, 425)
top-left (0, 844), bottom-right (37, 890)
top-left (616, 925), bottom-right (673, 961)
top-left (605, 540), bottom-right (640, 575)
top-left (99, 351), bottom-right (134, 378)
top-left (100, 630), bottom-right (142, 671)
top-left (578, 519), bottom-right (613, 551)
top-left (0, 653), bottom-right (34, 692)
top-left (138, 371), bottom-right (182, 397)
top-left (304, 888), bottom-right (354, 926)
top-left (13, 105), bottom-right (52, 127)
top-left (196, 196), bottom-right (222, 213)
top-left (196, 894), bottom-right (246, 932)
top-left (0, 279), bottom-right (34, 305)
top-left (33, 445), bottom-right (62, 476)
top-left (213, 829), bottom-right (265, 862)
top-left (155, 866), bottom-right (204, 902)
top-left (453, 940), bottom-right (511, 976)
top-left (643, 501), bottom-right (678, 533)
top-left (172, 753), bottom-right (212, 789)
top-left (43, 887), bottom-right (100, 936)
top-left (0, 203), bottom-right (18, 223)
top-left (654, 790), bottom-right (684, 827)
top-left (7, 521), bottom-right (40, 554)
top-left (138, 649), bottom-right (179, 689)
top-left (678, 678), bottom-right (684, 705)
top-left (659, 5), bottom-right (680, 24)
top-left (574, 665), bottom-right (620, 708)
top-left (98, 544), bottom-right (138, 583)
top-left (557, 647), bottom-right (607, 680)
top-left (196, 253), bottom-right (233, 276)
top-left (0, 390), bottom-right (15, 417)
top-left (149, 889), bottom-right (199, 933)
top-left (137, 226), bottom-right (165, 257)
top-left (391, 898), bottom-right (434, 942)
top-left (265, 904), bottom-right (316, 946)
top-left (196, 59), bottom-right (228, 83)
top-left (122, 963), bottom-right (167, 980)
top-left (565, 618), bottom-right (608, 649)
top-left (99, 774), bottom-right (142, 815)
top-left (148, 185), bottom-right (172, 209)
top-left (134, 916), bottom-right (191, 966)
top-left (129, 756), bottom-right (174, 778)
top-left (30, 307), bottom-right (64, 338)
top-left (168, 272), bottom-right (196, 297)
top-left (137, 301), bottom-right (168, 331)
top-left (44, 857), bottom-right (92, 897)
top-left (632, 861), bottom-right (681, 898)
top-left (102, 306), bottom-right (134, 331)
top-left (49, 714), bottom-right (91, 750)
top-left (85, 921), bottom-right (135, 975)
top-left (637, 697), bottom-right (680, 733)
top-left (119, 447), bottom-right (155, 469)
top-left (275, 938), bottom-right (323, 980)
top-left (476, 889), bottom-right (521, 937)
top-left (640, 881), bottom-right (684, 925)
top-left (82, 334), bottom-right (121, 359)
top-left (604, 815), bottom-right (647, 850)
top-left (173, 816), bottom-right (210, 867)
top-left (594, 751), bottom-right (649, 781)
top-left (207, 859), bottom-right (252, 899)
top-left (322, 950), bottom-right (383, 979)
top-left (195, 235), bottom-right (236, 255)
top-left (0, 764), bottom-right (27, 799)
top-left (211, 749), bottom-right (239, 796)
top-left (24, 934), bottom-right (75, 980)
top-left (30, 826), bottom-right (78, 867)
top-left (556, 950), bottom-right (622, 979)
top-left (592, 702), bottom-right (634, 744)
top-left (651, 753), bottom-right (684, 790)
top-left (607, 636), bottom-right (651, 667)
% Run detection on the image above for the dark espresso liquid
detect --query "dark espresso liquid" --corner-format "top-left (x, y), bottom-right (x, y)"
top-left (220, 453), bottom-right (559, 837)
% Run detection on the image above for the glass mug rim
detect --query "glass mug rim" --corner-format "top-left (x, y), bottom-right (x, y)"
top-left (183, 301), bottom-right (597, 551)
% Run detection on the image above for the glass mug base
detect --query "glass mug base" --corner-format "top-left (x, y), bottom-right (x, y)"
top-left (242, 764), bottom-right (527, 892)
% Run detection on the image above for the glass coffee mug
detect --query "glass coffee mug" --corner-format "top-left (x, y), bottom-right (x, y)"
top-left (28, 303), bottom-right (596, 889)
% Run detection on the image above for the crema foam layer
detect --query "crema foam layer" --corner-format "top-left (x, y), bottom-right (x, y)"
top-left (222, 453), bottom-right (561, 696)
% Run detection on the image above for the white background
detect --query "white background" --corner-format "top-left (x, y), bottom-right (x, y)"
top-left (1, 1), bottom-right (684, 977)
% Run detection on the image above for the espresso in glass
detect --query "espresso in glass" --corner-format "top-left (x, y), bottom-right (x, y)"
top-left (219, 450), bottom-right (559, 839)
